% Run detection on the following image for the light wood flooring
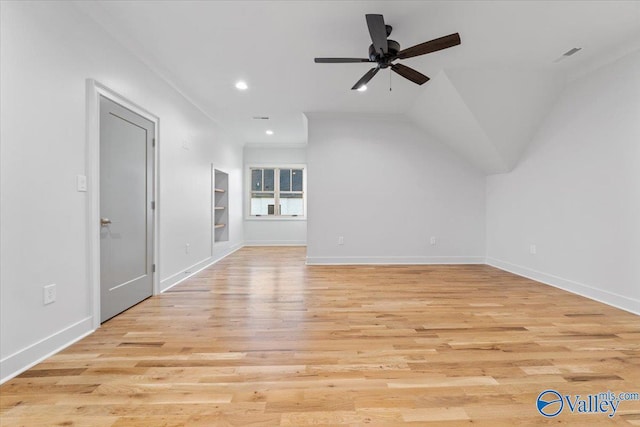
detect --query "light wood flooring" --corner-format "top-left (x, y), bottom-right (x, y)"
top-left (1, 247), bottom-right (639, 426)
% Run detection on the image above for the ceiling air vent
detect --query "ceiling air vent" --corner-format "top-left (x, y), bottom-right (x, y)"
top-left (554, 47), bottom-right (582, 63)
top-left (563, 47), bottom-right (582, 57)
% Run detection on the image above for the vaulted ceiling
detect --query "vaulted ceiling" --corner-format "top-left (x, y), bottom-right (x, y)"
top-left (76, 1), bottom-right (640, 173)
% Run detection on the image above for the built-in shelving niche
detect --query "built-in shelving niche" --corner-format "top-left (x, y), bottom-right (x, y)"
top-left (213, 168), bottom-right (229, 242)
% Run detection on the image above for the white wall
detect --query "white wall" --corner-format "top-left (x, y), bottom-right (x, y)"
top-left (486, 50), bottom-right (640, 314)
top-left (243, 145), bottom-right (307, 245)
top-left (0, 1), bottom-right (243, 381)
top-left (306, 114), bottom-right (486, 264)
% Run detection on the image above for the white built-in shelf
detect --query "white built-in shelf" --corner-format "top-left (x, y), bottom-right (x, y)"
top-left (213, 168), bottom-right (229, 242)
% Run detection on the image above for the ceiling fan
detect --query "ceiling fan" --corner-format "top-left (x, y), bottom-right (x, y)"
top-left (314, 14), bottom-right (461, 90)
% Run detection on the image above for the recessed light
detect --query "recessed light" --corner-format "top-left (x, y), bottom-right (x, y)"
top-left (235, 81), bottom-right (248, 90)
top-left (357, 85), bottom-right (367, 92)
top-left (265, 130), bottom-right (274, 135)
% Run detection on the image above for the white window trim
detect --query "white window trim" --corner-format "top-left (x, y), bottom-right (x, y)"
top-left (244, 163), bottom-right (307, 221)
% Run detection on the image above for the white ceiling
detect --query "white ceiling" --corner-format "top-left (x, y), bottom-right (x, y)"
top-left (76, 1), bottom-right (640, 155)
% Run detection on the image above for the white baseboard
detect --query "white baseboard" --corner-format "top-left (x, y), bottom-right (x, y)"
top-left (244, 240), bottom-right (306, 246)
top-left (0, 316), bottom-right (94, 384)
top-left (487, 257), bottom-right (640, 315)
top-left (160, 243), bottom-right (244, 292)
top-left (306, 255), bottom-right (485, 265)
top-left (0, 244), bottom-right (245, 385)
top-left (4, 250), bottom-right (634, 387)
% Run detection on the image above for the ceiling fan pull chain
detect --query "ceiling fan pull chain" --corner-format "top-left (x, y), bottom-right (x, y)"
top-left (389, 69), bottom-right (392, 92)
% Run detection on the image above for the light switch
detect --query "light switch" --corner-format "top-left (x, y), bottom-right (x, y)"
top-left (76, 174), bottom-right (87, 192)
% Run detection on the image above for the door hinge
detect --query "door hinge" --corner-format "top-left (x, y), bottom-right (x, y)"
top-left (152, 264), bottom-right (156, 273)
top-left (151, 201), bottom-right (155, 210)
top-left (152, 138), bottom-right (156, 147)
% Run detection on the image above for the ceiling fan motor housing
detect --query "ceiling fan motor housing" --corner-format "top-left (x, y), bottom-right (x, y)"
top-left (369, 40), bottom-right (401, 67)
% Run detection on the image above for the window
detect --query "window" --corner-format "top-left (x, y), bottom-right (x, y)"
top-left (249, 167), bottom-right (305, 217)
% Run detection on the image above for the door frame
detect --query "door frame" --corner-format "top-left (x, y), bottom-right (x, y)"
top-left (86, 79), bottom-right (160, 329)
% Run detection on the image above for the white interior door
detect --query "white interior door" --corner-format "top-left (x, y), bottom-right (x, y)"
top-left (99, 96), bottom-right (154, 323)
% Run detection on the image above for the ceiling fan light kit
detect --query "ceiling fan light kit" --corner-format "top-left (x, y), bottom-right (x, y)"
top-left (315, 14), bottom-right (461, 90)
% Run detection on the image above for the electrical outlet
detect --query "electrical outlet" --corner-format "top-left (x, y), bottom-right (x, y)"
top-left (43, 284), bottom-right (56, 305)
top-left (430, 236), bottom-right (437, 245)
top-left (530, 244), bottom-right (537, 255)
top-left (338, 236), bottom-right (344, 245)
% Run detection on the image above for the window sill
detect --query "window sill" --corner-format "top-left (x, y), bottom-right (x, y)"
top-left (245, 216), bottom-right (307, 221)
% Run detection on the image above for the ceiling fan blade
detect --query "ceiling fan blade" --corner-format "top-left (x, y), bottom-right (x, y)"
top-left (366, 14), bottom-right (388, 55)
top-left (314, 58), bottom-right (373, 63)
top-left (351, 67), bottom-right (380, 90)
top-left (397, 33), bottom-right (461, 59)
top-left (391, 63), bottom-right (430, 85)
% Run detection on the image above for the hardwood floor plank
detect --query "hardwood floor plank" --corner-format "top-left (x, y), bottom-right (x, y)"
top-left (401, 407), bottom-right (469, 422)
top-left (1, 247), bottom-right (638, 425)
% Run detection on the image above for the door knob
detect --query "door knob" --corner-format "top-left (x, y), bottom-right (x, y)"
top-left (100, 218), bottom-right (112, 226)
